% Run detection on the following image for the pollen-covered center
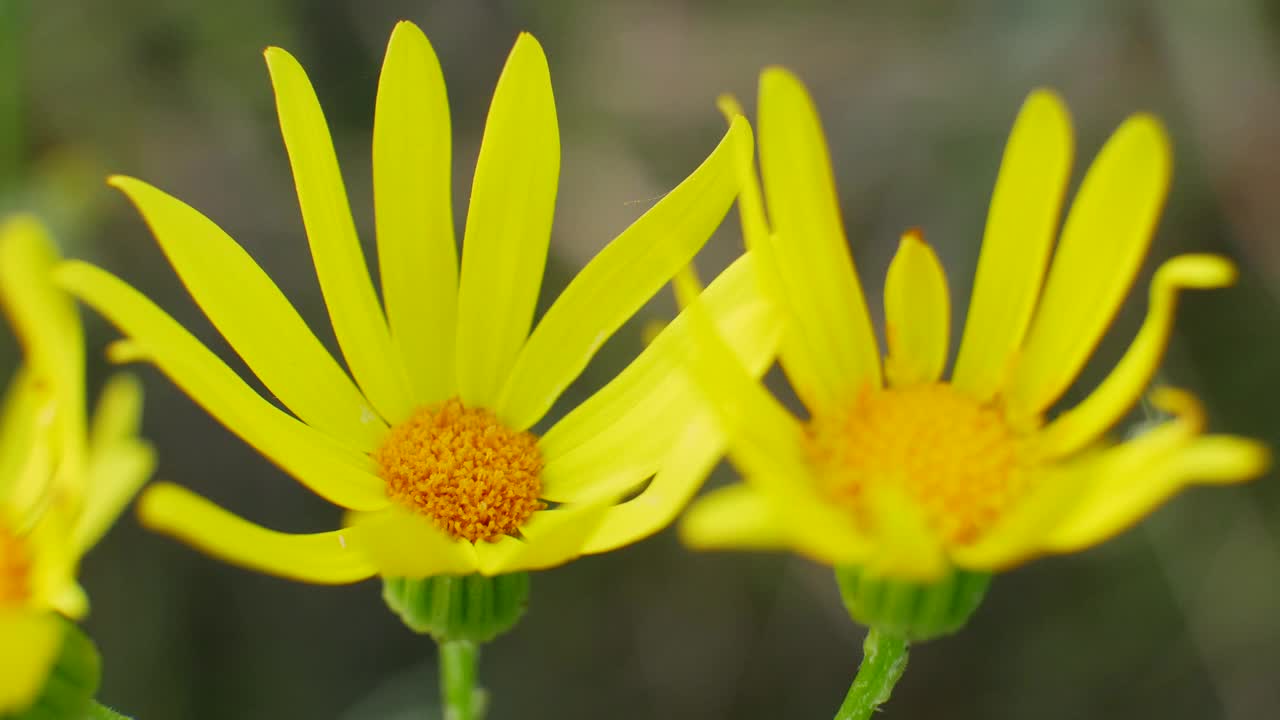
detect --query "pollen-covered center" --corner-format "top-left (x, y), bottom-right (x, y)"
top-left (0, 522), bottom-right (33, 606)
top-left (805, 382), bottom-right (1027, 546)
top-left (374, 398), bottom-right (545, 543)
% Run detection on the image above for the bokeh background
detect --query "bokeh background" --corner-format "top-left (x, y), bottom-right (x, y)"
top-left (3, 1), bottom-right (1280, 718)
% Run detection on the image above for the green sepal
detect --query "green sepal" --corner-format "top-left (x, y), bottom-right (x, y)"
top-left (383, 573), bottom-right (530, 643)
top-left (6, 618), bottom-right (99, 720)
top-left (835, 565), bottom-right (990, 642)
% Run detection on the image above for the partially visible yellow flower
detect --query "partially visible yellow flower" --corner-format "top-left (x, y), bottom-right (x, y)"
top-left (0, 215), bottom-right (154, 713)
top-left (58, 22), bottom-right (778, 582)
top-left (680, 69), bottom-right (1269, 580)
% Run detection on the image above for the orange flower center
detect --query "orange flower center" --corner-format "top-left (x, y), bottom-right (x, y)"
top-left (0, 522), bottom-right (33, 606)
top-left (373, 397), bottom-right (545, 543)
top-left (805, 382), bottom-right (1028, 546)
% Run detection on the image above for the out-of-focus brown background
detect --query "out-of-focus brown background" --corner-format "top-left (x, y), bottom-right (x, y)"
top-left (3, 1), bottom-right (1279, 718)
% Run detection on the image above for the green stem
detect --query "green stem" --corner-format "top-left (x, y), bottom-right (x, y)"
top-left (833, 628), bottom-right (910, 720)
top-left (87, 700), bottom-right (133, 719)
top-left (439, 639), bottom-right (483, 720)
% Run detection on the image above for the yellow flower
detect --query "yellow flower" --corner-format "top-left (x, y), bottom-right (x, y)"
top-left (679, 69), bottom-right (1270, 581)
top-left (0, 215), bottom-right (154, 713)
top-left (57, 22), bottom-right (778, 582)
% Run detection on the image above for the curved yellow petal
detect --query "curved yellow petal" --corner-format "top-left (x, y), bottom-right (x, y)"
top-left (343, 506), bottom-right (478, 578)
top-left (455, 33), bottom-right (559, 408)
top-left (680, 483), bottom-right (789, 552)
top-left (884, 229), bottom-right (951, 388)
top-left (952, 90), bottom-right (1073, 400)
top-left (860, 481), bottom-right (949, 581)
top-left (86, 373), bottom-right (143, 454)
top-left (495, 118), bottom-right (748, 431)
top-left (0, 610), bottom-right (63, 714)
top-left (756, 67), bottom-right (882, 411)
top-left (0, 368), bottom-right (44, 505)
top-left (0, 215), bottom-right (84, 477)
top-left (56, 262), bottom-right (390, 511)
top-left (138, 483), bottom-right (378, 584)
top-left (583, 415), bottom-right (723, 554)
top-left (373, 21), bottom-right (458, 407)
top-left (715, 94), bottom-right (770, 252)
top-left (265, 46), bottom-right (413, 425)
top-left (473, 496), bottom-right (613, 575)
top-left (1038, 255), bottom-right (1237, 458)
top-left (538, 253), bottom-right (780, 502)
top-left (109, 176), bottom-right (386, 451)
top-left (1006, 113), bottom-right (1172, 417)
top-left (1044, 390), bottom-right (1268, 553)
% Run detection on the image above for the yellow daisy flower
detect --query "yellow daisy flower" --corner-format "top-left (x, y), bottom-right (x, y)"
top-left (56, 22), bottom-right (778, 582)
top-left (0, 215), bottom-right (154, 713)
top-left (680, 69), bottom-right (1270, 581)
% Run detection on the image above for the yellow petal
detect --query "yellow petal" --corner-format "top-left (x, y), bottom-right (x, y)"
top-left (110, 176), bottom-right (387, 451)
top-left (715, 94), bottom-right (770, 252)
top-left (583, 415), bottom-right (723, 554)
top-left (860, 481), bottom-right (949, 581)
top-left (952, 90), bottom-right (1073, 400)
top-left (1006, 113), bottom-right (1172, 417)
top-left (884, 229), bottom-right (950, 387)
top-left (473, 496), bottom-right (614, 575)
top-left (72, 440), bottom-right (155, 554)
top-left (0, 368), bottom-right (44, 506)
top-left (455, 33), bottom-right (559, 409)
top-left (0, 611), bottom-right (63, 714)
top-left (265, 46), bottom-right (413, 425)
top-left (343, 506), bottom-right (479, 578)
top-left (538, 253), bottom-right (780, 502)
top-left (1044, 391), bottom-right (1268, 552)
top-left (1038, 255), bottom-right (1236, 458)
top-left (86, 373), bottom-right (143, 454)
top-left (373, 21), bottom-right (458, 407)
top-left (756, 67), bottom-right (882, 411)
top-left (495, 117), bottom-right (748, 431)
top-left (670, 259), bottom-right (870, 566)
top-left (0, 215), bottom-right (85, 477)
top-left (56, 262), bottom-right (390, 511)
top-left (679, 484), bottom-right (790, 552)
top-left (138, 483), bottom-right (378, 583)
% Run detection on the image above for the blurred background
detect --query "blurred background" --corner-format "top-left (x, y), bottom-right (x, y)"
top-left (3, 1), bottom-right (1280, 718)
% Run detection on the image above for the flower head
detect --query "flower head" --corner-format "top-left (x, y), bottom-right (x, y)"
top-left (0, 215), bottom-right (154, 712)
top-left (679, 69), bottom-right (1269, 580)
top-left (59, 22), bottom-right (777, 581)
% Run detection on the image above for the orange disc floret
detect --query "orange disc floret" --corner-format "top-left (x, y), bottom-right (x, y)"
top-left (0, 522), bottom-right (33, 606)
top-left (374, 398), bottom-right (545, 543)
top-left (805, 383), bottom-right (1028, 546)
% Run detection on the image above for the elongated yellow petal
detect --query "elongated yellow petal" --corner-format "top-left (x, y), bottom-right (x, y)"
top-left (56, 262), bottom-right (390, 511)
top-left (374, 22), bottom-right (458, 407)
top-left (583, 415), bottom-right (723, 554)
top-left (538, 254), bottom-right (780, 502)
top-left (680, 483), bottom-right (789, 551)
top-left (670, 261), bottom-right (871, 566)
top-left (473, 496), bottom-right (614, 575)
top-left (757, 67), bottom-right (881, 411)
top-left (715, 94), bottom-right (770, 252)
top-left (86, 373), bottom-right (142, 455)
top-left (860, 481), bottom-right (948, 580)
top-left (0, 610), bottom-right (62, 714)
top-left (343, 506), bottom-right (479, 578)
top-left (73, 440), bottom-right (155, 554)
top-left (110, 176), bottom-right (387, 451)
top-left (1006, 114), bottom-right (1172, 417)
top-left (496, 118), bottom-right (748, 431)
top-left (1044, 390), bottom-right (1268, 553)
top-left (1039, 255), bottom-right (1236, 458)
top-left (952, 90), bottom-right (1073, 400)
top-left (884, 230), bottom-right (950, 387)
top-left (455, 33), bottom-right (559, 408)
top-left (138, 483), bottom-right (377, 583)
top-left (265, 47), bottom-right (413, 425)
top-left (0, 368), bottom-right (41, 502)
top-left (0, 215), bottom-right (84, 477)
